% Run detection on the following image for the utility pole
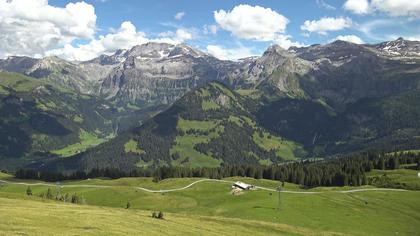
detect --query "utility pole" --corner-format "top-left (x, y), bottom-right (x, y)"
top-left (277, 186), bottom-right (282, 210)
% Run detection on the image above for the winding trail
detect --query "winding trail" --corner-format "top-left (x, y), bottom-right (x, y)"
top-left (0, 178), bottom-right (410, 194)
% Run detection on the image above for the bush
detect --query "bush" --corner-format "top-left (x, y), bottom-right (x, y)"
top-left (151, 211), bottom-right (164, 219)
top-left (26, 186), bottom-right (32, 196)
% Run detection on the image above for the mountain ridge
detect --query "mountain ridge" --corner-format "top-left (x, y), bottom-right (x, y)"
top-left (1, 38), bottom-right (420, 170)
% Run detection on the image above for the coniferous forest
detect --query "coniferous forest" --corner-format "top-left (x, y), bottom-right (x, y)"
top-left (13, 151), bottom-right (420, 188)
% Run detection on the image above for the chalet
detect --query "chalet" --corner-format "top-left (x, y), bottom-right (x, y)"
top-left (232, 181), bottom-right (254, 190)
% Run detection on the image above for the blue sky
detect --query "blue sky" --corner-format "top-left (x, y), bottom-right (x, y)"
top-left (1, 0), bottom-right (420, 60)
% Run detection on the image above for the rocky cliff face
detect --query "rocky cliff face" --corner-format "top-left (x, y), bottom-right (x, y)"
top-left (1, 38), bottom-right (419, 110)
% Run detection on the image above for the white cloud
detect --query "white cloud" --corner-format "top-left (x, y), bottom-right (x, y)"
top-left (0, 0), bottom-right (96, 58)
top-left (371, 0), bottom-right (420, 18)
top-left (203, 24), bottom-right (218, 35)
top-left (316, 0), bottom-right (336, 10)
top-left (273, 35), bottom-right (306, 49)
top-left (46, 21), bottom-right (148, 61)
top-left (301, 17), bottom-right (353, 35)
top-left (48, 22), bottom-right (195, 61)
top-left (214, 4), bottom-right (289, 41)
top-left (206, 44), bottom-right (256, 61)
top-left (156, 28), bottom-right (194, 44)
top-left (343, 0), bottom-right (370, 14)
top-left (174, 11), bottom-right (186, 20)
top-left (358, 19), bottom-right (413, 40)
top-left (344, 0), bottom-right (420, 18)
top-left (334, 35), bottom-right (365, 44)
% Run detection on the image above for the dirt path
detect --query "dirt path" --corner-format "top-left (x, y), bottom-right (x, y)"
top-left (0, 178), bottom-right (411, 194)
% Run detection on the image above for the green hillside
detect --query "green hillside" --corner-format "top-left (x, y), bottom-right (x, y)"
top-left (0, 172), bottom-right (419, 235)
top-left (0, 72), bottom-right (163, 170)
top-left (44, 82), bottom-right (306, 172)
top-left (0, 197), bottom-right (311, 236)
top-left (256, 90), bottom-right (420, 156)
top-left (0, 72), bottom-right (118, 170)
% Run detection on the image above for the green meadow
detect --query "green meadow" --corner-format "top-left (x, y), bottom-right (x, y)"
top-left (0, 170), bottom-right (419, 235)
top-left (51, 129), bottom-right (105, 157)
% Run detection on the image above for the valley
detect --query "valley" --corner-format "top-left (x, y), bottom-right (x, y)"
top-left (2, 38), bottom-right (420, 171)
top-left (2, 1), bottom-right (420, 235)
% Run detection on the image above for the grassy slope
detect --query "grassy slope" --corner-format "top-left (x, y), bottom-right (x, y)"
top-left (0, 72), bottom-right (117, 169)
top-left (51, 129), bottom-right (106, 157)
top-left (367, 169), bottom-right (420, 190)
top-left (1, 173), bottom-right (419, 235)
top-left (170, 118), bottom-right (222, 167)
top-left (0, 197), bottom-right (318, 236)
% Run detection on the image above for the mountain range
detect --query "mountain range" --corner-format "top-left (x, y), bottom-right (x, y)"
top-left (1, 37), bottom-right (419, 171)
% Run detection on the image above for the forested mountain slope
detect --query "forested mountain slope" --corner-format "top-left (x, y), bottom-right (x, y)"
top-left (42, 82), bottom-right (306, 172)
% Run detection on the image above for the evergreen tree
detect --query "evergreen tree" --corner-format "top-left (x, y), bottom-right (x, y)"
top-left (26, 186), bottom-right (32, 196)
top-left (417, 158), bottom-right (420, 170)
top-left (379, 157), bottom-right (386, 170)
top-left (126, 202), bottom-right (131, 209)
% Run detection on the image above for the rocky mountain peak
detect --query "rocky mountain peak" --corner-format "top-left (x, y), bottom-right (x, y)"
top-left (374, 37), bottom-right (420, 57)
top-left (263, 44), bottom-right (290, 57)
top-left (169, 44), bottom-right (208, 58)
top-left (127, 42), bottom-right (174, 59)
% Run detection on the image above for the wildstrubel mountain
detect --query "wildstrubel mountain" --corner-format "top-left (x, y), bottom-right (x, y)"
top-left (0, 38), bottom-right (420, 171)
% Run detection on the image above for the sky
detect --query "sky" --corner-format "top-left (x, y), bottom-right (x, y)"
top-left (0, 0), bottom-right (420, 61)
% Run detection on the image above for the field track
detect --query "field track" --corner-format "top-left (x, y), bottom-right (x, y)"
top-left (0, 178), bottom-right (411, 194)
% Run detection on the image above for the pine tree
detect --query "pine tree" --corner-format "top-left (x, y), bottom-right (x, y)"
top-left (379, 157), bottom-right (386, 170)
top-left (26, 186), bottom-right (32, 196)
top-left (362, 174), bottom-right (368, 186)
top-left (417, 158), bottom-right (420, 170)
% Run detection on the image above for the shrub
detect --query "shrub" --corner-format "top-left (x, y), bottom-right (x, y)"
top-left (26, 186), bottom-right (32, 196)
top-left (151, 211), bottom-right (164, 219)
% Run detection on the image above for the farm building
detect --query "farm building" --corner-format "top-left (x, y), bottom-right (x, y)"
top-left (232, 181), bottom-right (254, 190)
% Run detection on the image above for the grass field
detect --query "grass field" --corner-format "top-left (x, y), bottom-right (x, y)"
top-left (367, 169), bottom-right (420, 190)
top-left (1, 172), bottom-right (419, 235)
top-left (170, 119), bottom-right (222, 167)
top-left (0, 197), bottom-right (320, 236)
top-left (0, 72), bottom-right (43, 93)
top-left (124, 139), bottom-right (146, 155)
top-left (51, 129), bottom-right (105, 157)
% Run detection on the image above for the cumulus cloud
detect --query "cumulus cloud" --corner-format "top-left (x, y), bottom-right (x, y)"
top-left (48, 23), bottom-right (195, 61)
top-left (334, 35), bottom-right (365, 44)
top-left (203, 24), bottom-right (218, 35)
top-left (343, 0), bottom-right (370, 14)
top-left (214, 4), bottom-right (289, 41)
top-left (301, 17), bottom-right (353, 35)
top-left (206, 44), bottom-right (256, 61)
top-left (0, 0), bottom-right (96, 58)
top-left (174, 11), bottom-right (186, 20)
top-left (155, 28), bottom-right (194, 44)
top-left (344, 0), bottom-right (420, 18)
top-left (46, 21), bottom-right (149, 61)
top-left (273, 35), bottom-right (306, 49)
top-left (371, 0), bottom-right (420, 18)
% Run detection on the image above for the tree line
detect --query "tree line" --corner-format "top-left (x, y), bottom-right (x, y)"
top-left (14, 151), bottom-right (420, 188)
top-left (25, 186), bottom-right (85, 204)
